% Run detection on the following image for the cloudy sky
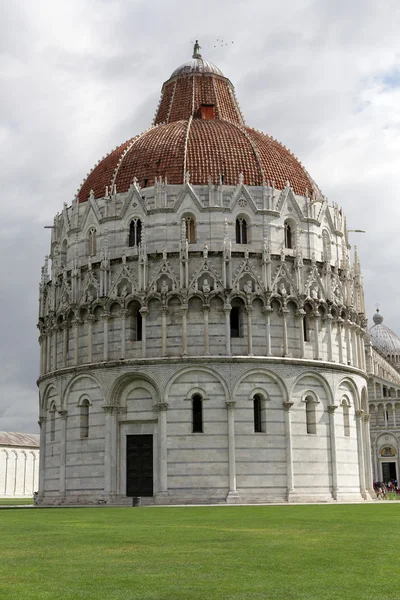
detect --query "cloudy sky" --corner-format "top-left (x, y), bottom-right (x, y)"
top-left (1, 0), bottom-right (399, 432)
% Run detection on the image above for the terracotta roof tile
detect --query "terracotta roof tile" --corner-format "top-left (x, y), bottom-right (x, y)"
top-left (77, 55), bottom-right (320, 202)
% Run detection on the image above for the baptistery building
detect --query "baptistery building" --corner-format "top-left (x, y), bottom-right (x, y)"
top-left (37, 45), bottom-right (373, 505)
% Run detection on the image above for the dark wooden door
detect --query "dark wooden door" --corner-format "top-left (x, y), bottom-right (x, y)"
top-left (126, 435), bottom-right (153, 497)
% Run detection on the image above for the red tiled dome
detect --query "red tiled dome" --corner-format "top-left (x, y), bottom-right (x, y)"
top-left (77, 48), bottom-right (321, 202)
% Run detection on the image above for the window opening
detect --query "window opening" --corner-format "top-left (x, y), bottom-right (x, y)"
top-left (303, 313), bottom-right (310, 342)
top-left (230, 306), bottom-right (241, 338)
top-left (343, 402), bottom-right (350, 437)
top-left (184, 217), bottom-right (196, 244)
top-left (192, 394), bottom-right (203, 433)
top-left (88, 228), bottom-right (97, 256)
top-left (253, 394), bottom-right (262, 433)
top-left (80, 399), bottom-right (90, 439)
top-left (137, 310), bottom-right (142, 342)
top-left (305, 397), bottom-right (317, 434)
top-left (50, 407), bottom-right (56, 442)
top-left (284, 221), bottom-right (293, 249)
top-left (129, 219), bottom-right (142, 247)
top-left (235, 218), bottom-right (247, 244)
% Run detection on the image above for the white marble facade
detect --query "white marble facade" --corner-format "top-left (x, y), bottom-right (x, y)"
top-left (37, 177), bottom-right (374, 505)
top-left (0, 433), bottom-right (39, 498)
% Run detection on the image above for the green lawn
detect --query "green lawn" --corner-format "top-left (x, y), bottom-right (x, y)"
top-left (0, 498), bottom-right (33, 505)
top-left (0, 504), bottom-right (398, 600)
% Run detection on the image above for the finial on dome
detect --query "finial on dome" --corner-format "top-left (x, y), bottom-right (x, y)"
top-left (193, 40), bottom-right (202, 59)
top-left (373, 305), bottom-right (384, 325)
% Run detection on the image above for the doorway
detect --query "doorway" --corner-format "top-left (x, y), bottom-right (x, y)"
top-left (382, 462), bottom-right (397, 483)
top-left (126, 434), bottom-right (153, 497)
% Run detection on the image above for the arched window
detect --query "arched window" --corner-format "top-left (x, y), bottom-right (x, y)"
top-left (253, 394), bottom-right (263, 433)
top-left (128, 302), bottom-right (142, 342)
top-left (80, 399), bottom-right (90, 439)
top-left (235, 218), bottom-right (247, 244)
top-left (88, 228), bottom-right (97, 256)
top-left (341, 398), bottom-right (350, 437)
top-left (129, 219), bottom-right (142, 247)
top-left (303, 304), bottom-right (313, 343)
top-left (284, 220), bottom-right (293, 249)
top-left (49, 404), bottom-right (56, 442)
top-left (305, 396), bottom-right (317, 434)
top-left (184, 216), bottom-right (196, 244)
top-left (192, 394), bottom-right (203, 433)
top-left (230, 299), bottom-right (244, 338)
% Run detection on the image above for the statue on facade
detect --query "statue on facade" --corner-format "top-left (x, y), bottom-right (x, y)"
top-left (244, 280), bottom-right (253, 295)
top-left (311, 286), bottom-right (319, 300)
top-left (279, 282), bottom-right (288, 298)
top-left (202, 279), bottom-right (211, 294)
top-left (161, 280), bottom-right (169, 297)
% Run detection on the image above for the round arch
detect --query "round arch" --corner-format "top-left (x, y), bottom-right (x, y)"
top-left (232, 368), bottom-right (289, 403)
top-left (335, 377), bottom-right (362, 412)
top-left (62, 372), bottom-right (103, 409)
top-left (107, 371), bottom-right (160, 407)
top-left (164, 365), bottom-right (229, 403)
top-left (40, 383), bottom-right (58, 412)
top-left (291, 371), bottom-right (334, 406)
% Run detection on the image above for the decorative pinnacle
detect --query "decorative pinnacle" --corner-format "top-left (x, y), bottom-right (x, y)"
top-left (193, 40), bottom-right (201, 59)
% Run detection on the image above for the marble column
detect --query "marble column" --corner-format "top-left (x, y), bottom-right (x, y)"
top-left (283, 402), bottom-right (294, 498)
top-left (328, 405), bottom-right (338, 499)
top-left (153, 402), bottom-right (169, 497)
top-left (345, 321), bottom-right (352, 365)
top-left (102, 312), bottom-right (110, 361)
top-left (161, 306), bottom-right (168, 356)
top-left (39, 335), bottom-right (44, 376)
top-left (326, 315), bottom-right (333, 362)
top-left (363, 414), bottom-right (373, 493)
top-left (140, 307), bottom-right (149, 358)
top-left (298, 310), bottom-right (305, 359)
top-left (38, 416), bottom-right (47, 499)
top-left (226, 401), bottom-right (239, 501)
top-left (282, 308), bottom-right (288, 357)
top-left (58, 410), bottom-right (68, 498)
top-left (224, 305), bottom-right (231, 356)
top-left (73, 320), bottom-right (79, 365)
top-left (52, 328), bottom-right (58, 371)
top-left (372, 442), bottom-right (378, 483)
top-left (203, 305), bottom-right (210, 355)
top-left (87, 316), bottom-right (94, 363)
top-left (355, 410), bottom-right (367, 498)
top-left (246, 306), bottom-right (253, 356)
top-left (337, 319), bottom-right (344, 364)
top-left (313, 314), bottom-right (320, 360)
top-left (63, 324), bottom-right (68, 367)
top-left (181, 304), bottom-right (188, 356)
top-left (120, 309), bottom-right (127, 359)
top-left (46, 332), bottom-right (51, 373)
top-left (352, 326), bottom-right (359, 368)
top-left (263, 306), bottom-right (272, 357)
top-left (103, 406), bottom-right (119, 498)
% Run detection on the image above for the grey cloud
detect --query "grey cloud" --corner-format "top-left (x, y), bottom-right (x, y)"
top-left (1, 0), bottom-right (400, 432)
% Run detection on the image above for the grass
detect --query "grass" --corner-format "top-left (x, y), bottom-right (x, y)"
top-left (0, 498), bottom-right (33, 505)
top-left (1, 504), bottom-right (399, 600)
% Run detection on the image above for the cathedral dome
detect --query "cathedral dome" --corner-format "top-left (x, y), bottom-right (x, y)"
top-left (77, 44), bottom-right (321, 203)
top-left (77, 119), bottom-right (319, 201)
top-left (369, 310), bottom-right (400, 355)
top-left (170, 57), bottom-right (224, 78)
